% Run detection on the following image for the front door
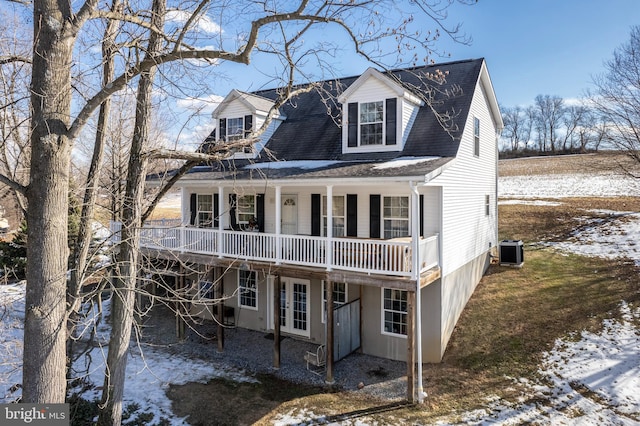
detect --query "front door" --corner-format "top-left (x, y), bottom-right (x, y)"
top-left (281, 195), bottom-right (298, 235)
top-left (279, 277), bottom-right (310, 337)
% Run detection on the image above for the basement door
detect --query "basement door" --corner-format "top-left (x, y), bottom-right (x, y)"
top-left (279, 277), bottom-right (310, 338)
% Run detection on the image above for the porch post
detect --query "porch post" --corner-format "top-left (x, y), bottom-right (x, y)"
top-left (410, 182), bottom-right (425, 403)
top-left (273, 275), bottom-right (281, 369)
top-left (326, 185), bottom-right (333, 271)
top-left (216, 267), bottom-right (224, 353)
top-left (325, 279), bottom-right (335, 384)
top-left (275, 186), bottom-right (282, 265)
top-left (406, 289), bottom-right (416, 403)
top-left (218, 186), bottom-right (224, 258)
top-left (176, 264), bottom-right (186, 340)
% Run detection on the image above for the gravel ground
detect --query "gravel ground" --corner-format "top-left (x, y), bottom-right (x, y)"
top-left (138, 306), bottom-right (409, 401)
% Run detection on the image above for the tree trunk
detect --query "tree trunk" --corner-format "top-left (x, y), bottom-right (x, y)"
top-left (98, 1), bottom-right (164, 423)
top-left (67, 0), bottom-right (122, 370)
top-left (22, 1), bottom-right (75, 404)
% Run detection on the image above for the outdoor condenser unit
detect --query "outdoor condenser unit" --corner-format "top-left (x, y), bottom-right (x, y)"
top-left (499, 240), bottom-right (524, 266)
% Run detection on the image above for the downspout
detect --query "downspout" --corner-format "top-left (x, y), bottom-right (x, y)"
top-left (410, 181), bottom-right (425, 403)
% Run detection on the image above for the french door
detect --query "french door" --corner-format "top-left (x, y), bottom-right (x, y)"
top-left (279, 277), bottom-right (310, 337)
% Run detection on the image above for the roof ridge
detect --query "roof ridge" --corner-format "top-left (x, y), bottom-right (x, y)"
top-left (251, 58), bottom-right (484, 96)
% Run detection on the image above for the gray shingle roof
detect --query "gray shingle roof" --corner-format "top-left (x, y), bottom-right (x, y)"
top-left (182, 58), bottom-right (485, 182)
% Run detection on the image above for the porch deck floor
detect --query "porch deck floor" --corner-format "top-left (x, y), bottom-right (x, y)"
top-left (138, 306), bottom-right (408, 400)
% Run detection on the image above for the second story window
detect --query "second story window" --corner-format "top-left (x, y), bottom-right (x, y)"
top-left (474, 116), bottom-right (480, 157)
top-left (197, 194), bottom-right (213, 227)
top-left (322, 195), bottom-right (345, 237)
top-left (237, 195), bottom-right (256, 228)
top-left (383, 196), bottom-right (409, 238)
top-left (360, 101), bottom-right (384, 145)
top-left (347, 98), bottom-right (397, 149)
top-left (227, 117), bottom-right (244, 140)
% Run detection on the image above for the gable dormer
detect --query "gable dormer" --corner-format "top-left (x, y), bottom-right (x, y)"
top-left (213, 89), bottom-right (283, 158)
top-left (338, 68), bottom-right (423, 154)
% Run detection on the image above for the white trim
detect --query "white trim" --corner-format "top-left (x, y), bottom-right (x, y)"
top-left (238, 269), bottom-right (258, 311)
top-left (321, 281), bottom-right (348, 324)
top-left (380, 287), bottom-right (409, 338)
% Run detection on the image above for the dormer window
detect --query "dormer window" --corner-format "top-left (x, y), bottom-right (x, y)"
top-left (347, 98), bottom-right (397, 149)
top-left (219, 115), bottom-right (253, 144)
top-left (360, 101), bottom-right (384, 145)
top-left (226, 117), bottom-right (244, 141)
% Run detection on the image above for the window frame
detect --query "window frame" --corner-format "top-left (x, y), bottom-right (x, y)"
top-left (381, 287), bottom-right (408, 337)
top-left (198, 280), bottom-right (214, 300)
top-left (382, 196), bottom-right (410, 239)
top-left (322, 195), bottom-right (345, 237)
top-left (236, 194), bottom-right (256, 227)
top-left (473, 116), bottom-right (480, 157)
top-left (485, 194), bottom-right (490, 216)
top-left (196, 194), bottom-right (213, 228)
top-left (359, 101), bottom-right (384, 146)
top-left (321, 281), bottom-right (347, 324)
top-left (238, 270), bottom-right (258, 310)
top-left (226, 117), bottom-right (244, 141)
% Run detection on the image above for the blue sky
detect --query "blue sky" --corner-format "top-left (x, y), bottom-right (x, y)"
top-left (206, 1), bottom-right (640, 110)
top-left (439, 0), bottom-right (640, 107)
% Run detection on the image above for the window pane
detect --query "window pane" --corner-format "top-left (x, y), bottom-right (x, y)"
top-left (227, 117), bottom-right (243, 140)
top-left (383, 288), bottom-right (408, 335)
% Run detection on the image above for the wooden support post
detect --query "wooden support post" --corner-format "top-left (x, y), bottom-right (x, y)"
top-left (406, 290), bottom-right (416, 403)
top-left (273, 275), bottom-right (281, 369)
top-left (176, 265), bottom-right (186, 340)
top-left (216, 267), bottom-right (224, 353)
top-left (325, 280), bottom-right (335, 385)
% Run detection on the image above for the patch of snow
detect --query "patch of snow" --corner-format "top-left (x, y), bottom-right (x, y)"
top-left (499, 173), bottom-right (640, 198)
top-left (0, 283), bottom-right (25, 403)
top-left (498, 199), bottom-right (563, 206)
top-left (244, 160), bottom-right (342, 170)
top-left (372, 156), bottom-right (440, 170)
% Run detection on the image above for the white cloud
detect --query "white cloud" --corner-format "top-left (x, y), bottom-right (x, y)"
top-left (176, 94), bottom-right (223, 114)
top-left (165, 10), bottom-right (223, 35)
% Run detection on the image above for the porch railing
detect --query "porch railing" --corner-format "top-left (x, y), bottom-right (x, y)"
top-left (110, 222), bottom-right (439, 277)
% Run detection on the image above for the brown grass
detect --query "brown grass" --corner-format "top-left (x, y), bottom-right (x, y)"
top-left (499, 152), bottom-right (640, 177)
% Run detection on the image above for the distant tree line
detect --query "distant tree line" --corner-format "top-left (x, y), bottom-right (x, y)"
top-left (501, 25), bottom-right (640, 162)
top-left (499, 95), bottom-right (612, 157)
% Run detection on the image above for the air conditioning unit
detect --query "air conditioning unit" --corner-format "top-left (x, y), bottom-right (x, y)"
top-left (499, 240), bottom-right (524, 267)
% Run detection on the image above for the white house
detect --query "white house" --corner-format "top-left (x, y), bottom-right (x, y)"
top-left (136, 58), bottom-right (503, 400)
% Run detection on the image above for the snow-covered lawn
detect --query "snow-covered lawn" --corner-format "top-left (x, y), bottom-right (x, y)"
top-left (0, 166), bottom-right (639, 424)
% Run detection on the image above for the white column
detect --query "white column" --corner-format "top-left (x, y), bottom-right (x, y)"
top-left (410, 182), bottom-right (425, 404)
top-left (218, 186), bottom-right (224, 258)
top-left (326, 185), bottom-right (333, 271)
top-left (275, 186), bottom-right (282, 265)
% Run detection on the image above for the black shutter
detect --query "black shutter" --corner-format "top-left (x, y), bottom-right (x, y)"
top-left (419, 194), bottom-right (424, 237)
top-left (369, 194), bottom-right (380, 238)
top-left (190, 193), bottom-right (197, 225)
top-left (256, 194), bottom-right (265, 232)
top-left (385, 98), bottom-right (397, 145)
top-left (347, 103), bottom-right (358, 147)
top-left (346, 194), bottom-right (357, 237)
top-left (244, 115), bottom-right (253, 138)
top-left (219, 118), bottom-right (227, 141)
top-left (213, 193), bottom-right (219, 228)
top-left (229, 194), bottom-right (237, 230)
top-left (311, 194), bottom-right (321, 236)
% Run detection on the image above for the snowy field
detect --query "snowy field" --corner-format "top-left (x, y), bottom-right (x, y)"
top-left (1, 167), bottom-right (639, 424)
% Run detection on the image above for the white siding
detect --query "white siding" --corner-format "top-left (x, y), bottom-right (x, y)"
top-left (346, 77), bottom-right (397, 103)
top-left (433, 78), bottom-right (498, 277)
top-left (218, 99), bottom-right (251, 120)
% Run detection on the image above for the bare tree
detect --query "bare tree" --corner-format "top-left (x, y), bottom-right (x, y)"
top-left (501, 105), bottom-right (532, 152)
top-left (533, 94), bottom-right (565, 153)
top-left (2, 0), bottom-right (475, 409)
top-left (590, 25), bottom-right (640, 165)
